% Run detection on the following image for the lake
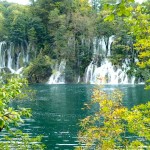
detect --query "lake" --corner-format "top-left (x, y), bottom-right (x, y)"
top-left (10, 84), bottom-right (150, 149)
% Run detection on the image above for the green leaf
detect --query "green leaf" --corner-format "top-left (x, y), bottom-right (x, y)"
top-left (124, 10), bottom-right (130, 17)
top-left (104, 14), bottom-right (115, 21)
top-left (117, 11), bottom-right (123, 16)
top-left (0, 118), bottom-right (5, 129)
top-left (128, 0), bottom-right (134, 2)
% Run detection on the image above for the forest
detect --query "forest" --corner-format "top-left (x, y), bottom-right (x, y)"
top-left (0, 0), bottom-right (150, 149)
top-left (0, 0), bottom-right (149, 84)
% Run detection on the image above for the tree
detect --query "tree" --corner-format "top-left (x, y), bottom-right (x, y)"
top-left (129, 5), bottom-right (150, 87)
top-left (96, 9), bottom-right (117, 57)
top-left (0, 4), bottom-right (7, 40)
top-left (23, 54), bottom-right (52, 83)
top-left (0, 77), bottom-right (45, 149)
top-left (76, 87), bottom-right (150, 149)
top-left (103, 0), bottom-right (150, 85)
top-left (76, 1), bottom-right (150, 149)
top-left (0, 12), bottom-right (5, 39)
top-left (46, 0), bottom-right (95, 82)
top-left (5, 4), bottom-right (30, 44)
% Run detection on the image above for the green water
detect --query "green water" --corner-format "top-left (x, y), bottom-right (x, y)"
top-left (11, 84), bottom-right (150, 149)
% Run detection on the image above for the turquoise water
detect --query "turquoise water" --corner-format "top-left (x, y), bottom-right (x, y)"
top-left (11, 84), bottom-right (150, 149)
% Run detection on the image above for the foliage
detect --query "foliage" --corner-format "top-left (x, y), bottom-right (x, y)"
top-left (23, 54), bottom-right (52, 83)
top-left (129, 3), bottom-right (149, 86)
top-left (0, 0), bottom-right (149, 83)
top-left (0, 77), bottom-right (45, 149)
top-left (96, 8), bottom-right (117, 57)
top-left (131, 6), bottom-right (150, 87)
top-left (103, 0), bottom-right (150, 86)
top-left (76, 87), bottom-right (150, 149)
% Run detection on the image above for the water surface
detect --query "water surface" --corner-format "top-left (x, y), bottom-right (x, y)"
top-left (11, 84), bottom-right (150, 149)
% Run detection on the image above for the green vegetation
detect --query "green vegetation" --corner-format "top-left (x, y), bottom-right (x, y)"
top-left (0, 0), bottom-right (149, 83)
top-left (76, 0), bottom-right (150, 149)
top-left (23, 54), bottom-right (52, 83)
top-left (104, 0), bottom-right (150, 86)
top-left (0, 0), bottom-right (149, 149)
top-left (0, 77), bottom-right (44, 149)
top-left (76, 87), bottom-right (150, 149)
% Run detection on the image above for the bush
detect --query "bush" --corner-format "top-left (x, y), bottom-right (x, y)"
top-left (0, 77), bottom-right (45, 149)
top-left (76, 87), bottom-right (150, 150)
top-left (23, 54), bottom-right (52, 83)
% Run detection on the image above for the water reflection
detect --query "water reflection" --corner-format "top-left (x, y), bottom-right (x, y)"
top-left (8, 84), bottom-right (150, 149)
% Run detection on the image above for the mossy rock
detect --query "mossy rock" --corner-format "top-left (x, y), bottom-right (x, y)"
top-left (23, 55), bottom-right (52, 83)
top-left (0, 67), bottom-right (12, 74)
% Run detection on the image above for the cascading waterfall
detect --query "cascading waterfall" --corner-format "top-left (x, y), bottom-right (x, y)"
top-left (0, 41), bottom-right (30, 74)
top-left (7, 44), bottom-right (12, 70)
top-left (85, 36), bottom-right (136, 84)
top-left (0, 41), bottom-right (6, 68)
top-left (47, 60), bottom-right (66, 84)
top-left (23, 41), bottom-right (30, 64)
top-left (47, 35), bottom-right (136, 84)
top-left (85, 61), bottom-right (97, 83)
top-left (77, 76), bottom-right (81, 83)
top-left (85, 59), bottom-right (135, 84)
top-left (107, 36), bottom-right (114, 56)
top-left (93, 36), bottom-right (114, 56)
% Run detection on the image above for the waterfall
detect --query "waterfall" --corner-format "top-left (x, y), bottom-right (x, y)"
top-left (47, 60), bottom-right (66, 84)
top-left (85, 61), bottom-right (97, 83)
top-left (107, 36), bottom-right (114, 56)
top-left (85, 59), bottom-right (135, 84)
top-left (77, 76), bottom-right (80, 83)
top-left (23, 41), bottom-right (30, 64)
top-left (7, 44), bottom-right (12, 69)
top-left (92, 36), bottom-right (114, 57)
top-left (85, 36), bottom-right (136, 84)
top-left (16, 52), bottom-right (21, 70)
top-left (0, 41), bottom-right (30, 74)
top-left (0, 41), bottom-right (6, 68)
top-left (93, 37), bottom-right (106, 56)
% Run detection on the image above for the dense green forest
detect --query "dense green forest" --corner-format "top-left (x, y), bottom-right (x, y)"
top-left (0, 0), bottom-right (150, 149)
top-left (0, 0), bottom-right (149, 84)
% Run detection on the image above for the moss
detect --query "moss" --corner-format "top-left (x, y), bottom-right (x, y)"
top-left (23, 54), bottom-right (52, 83)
